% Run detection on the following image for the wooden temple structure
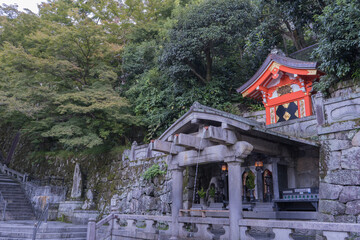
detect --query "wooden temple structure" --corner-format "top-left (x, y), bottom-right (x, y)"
top-left (237, 54), bottom-right (324, 125)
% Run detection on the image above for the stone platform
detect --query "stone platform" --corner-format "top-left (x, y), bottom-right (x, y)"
top-left (0, 220), bottom-right (87, 240)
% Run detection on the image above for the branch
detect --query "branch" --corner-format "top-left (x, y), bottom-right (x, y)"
top-left (186, 61), bottom-right (207, 84)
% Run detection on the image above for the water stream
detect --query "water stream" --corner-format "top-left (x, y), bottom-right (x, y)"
top-left (192, 127), bottom-right (207, 205)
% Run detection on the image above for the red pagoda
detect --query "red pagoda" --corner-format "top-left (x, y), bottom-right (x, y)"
top-left (237, 54), bottom-right (324, 125)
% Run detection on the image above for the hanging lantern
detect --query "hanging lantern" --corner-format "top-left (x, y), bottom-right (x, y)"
top-left (221, 164), bottom-right (228, 172)
top-left (255, 161), bottom-right (263, 167)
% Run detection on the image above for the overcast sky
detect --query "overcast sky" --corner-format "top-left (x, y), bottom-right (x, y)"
top-left (2, 0), bottom-right (45, 13)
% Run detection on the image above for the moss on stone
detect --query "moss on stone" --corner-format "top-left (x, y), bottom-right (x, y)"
top-left (319, 145), bottom-right (328, 180)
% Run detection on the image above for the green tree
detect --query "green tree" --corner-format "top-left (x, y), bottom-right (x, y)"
top-left (161, 0), bottom-right (258, 83)
top-left (313, 0), bottom-right (360, 93)
top-left (0, 3), bottom-right (138, 153)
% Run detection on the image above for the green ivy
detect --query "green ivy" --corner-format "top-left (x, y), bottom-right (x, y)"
top-left (142, 164), bottom-right (166, 181)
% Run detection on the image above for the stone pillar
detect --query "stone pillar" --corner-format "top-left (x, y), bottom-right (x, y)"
top-left (170, 165), bottom-right (184, 240)
top-left (311, 92), bottom-right (325, 125)
top-left (256, 169), bottom-right (264, 202)
top-left (271, 158), bottom-right (280, 200)
top-left (287, 165), bottom-right (296, 189)
top-left (226, 160), bottom-right (243, 240)
top-left (225, 141), bottom-right (253, 240)
top-left (71, 163), bottom-right (82, 199)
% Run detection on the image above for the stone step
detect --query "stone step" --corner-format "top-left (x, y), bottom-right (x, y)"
top-left (2, 209), bottom-right (34, 213)
top-left (0, 226), bottom-right (88, 233)
top-left (0, 238), bottom-right (85, 240)
top-left (2, 195), bottom-right (30, 198)
top-left (0, 179), bottom-right (17, 183)
top-left (2, 204), bottom-right (32, 207)
top-left (0, 189), bottom-right (23, 193)
top-left (0, 176), bottom-right (35, 220)
top-left (3, 208), bottom-right (33, 212)
top-left (0, 182), bottom-right (16, 185)
top-left (0, 231), bottom-right (87, 239)
top-left (0, 223), bottom-right (87, 240)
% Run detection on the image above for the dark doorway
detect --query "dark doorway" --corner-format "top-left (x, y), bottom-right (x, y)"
top-left (278, 164), bottom-right (288, 192)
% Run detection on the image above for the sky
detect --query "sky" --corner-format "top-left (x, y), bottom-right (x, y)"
top-left (1, 0), bottom-right (45, 13)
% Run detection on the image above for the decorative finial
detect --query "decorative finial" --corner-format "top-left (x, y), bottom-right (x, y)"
top-left (271, 47), bottom-right (286, 56)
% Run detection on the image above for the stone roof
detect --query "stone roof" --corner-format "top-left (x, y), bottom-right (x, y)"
top-left (159, 102), bottom-right (318, 147)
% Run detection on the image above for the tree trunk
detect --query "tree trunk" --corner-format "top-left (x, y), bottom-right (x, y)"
top-left (205, 47), bottom-right (212, 82)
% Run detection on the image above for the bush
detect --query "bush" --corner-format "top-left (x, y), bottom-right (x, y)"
top-left (142, 164), bottom-right (166, 181)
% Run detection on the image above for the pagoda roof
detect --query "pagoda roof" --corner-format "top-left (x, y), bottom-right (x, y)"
top-left (237, 54), bottom-right (319, 98)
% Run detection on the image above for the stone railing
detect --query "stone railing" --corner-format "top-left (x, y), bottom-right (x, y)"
top-left (87, 213), bottom-right (172, 240)
top-left (178, 216), bottom-right (229, 239)
top-left (0, 164), bottom-right (28, 182)
top-left (88, 214), bottom-right (360, 240)
top-left (239, 219), bottom-right (360, 240)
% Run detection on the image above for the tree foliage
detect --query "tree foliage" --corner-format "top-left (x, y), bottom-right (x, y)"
top-left (313, 0), bottom-right (360, 93)
top-left (0, 0), bottom-right (359, 166)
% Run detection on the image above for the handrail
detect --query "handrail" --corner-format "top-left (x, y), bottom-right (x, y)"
top-left (95, 213), bottom-right (115, 229)
top-left (238, 219), bottom-right (360, 233)
top-left (0, 163), bottom-right (28, 182)
top-left (0, 190), bottom-right (7, 221)
top-left (32, 202), bottom-right (49, 240)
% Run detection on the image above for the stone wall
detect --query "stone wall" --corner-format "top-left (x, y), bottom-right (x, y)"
top-left (98, 142), bottom-right (172, 216)
top-left (22, 181), bottom-right (66, 219)
top-left (266, 115), bottom-right (318, 139)
top-left (242, 81), bottom-right (360, 225)
top-left (242, 110), bottom-right (266, 124)
top-left (314, 82), bottom-right (360, 224)
top-left (242, 107), bottom-right (318, 139)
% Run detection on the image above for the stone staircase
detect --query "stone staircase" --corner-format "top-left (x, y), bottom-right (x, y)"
top-left (0, 173), bottom-right (88, 240)
top-left (0, 221), bottom-right (87, 240)
top-left (0, 173), bottom-right (35, 220)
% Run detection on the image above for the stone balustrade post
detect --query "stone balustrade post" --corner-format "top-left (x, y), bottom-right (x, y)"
top-left (169, 164), bottom-right (184, 240)
top-left (144, 220), bottom-right (156, 234)
top-left (194, 223), bottom-right (214, 239)
top-left (240, 226), bottom-right (255, 240)
top-left (86, 218), bottom-right (96, 240)
top-left (225, 141), bottom-right (253, 240)
top-left (323, 231), bottom-right (349, 240)
top-left (220, 225), bottom-right (230, 240)
top-left (126, 219), bottom-right (137, 234)
top-left (272, 228), bottom-right (294, 240)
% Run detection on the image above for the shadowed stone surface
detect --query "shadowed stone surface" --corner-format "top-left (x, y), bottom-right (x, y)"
top-left (324, 151), bottom-right (341, 171)
top-left (352, 131), bottom-right (360, 146)
top-left (346, 200), bottom-right (360, 215)
top-left (325, 140), bottom-right (351, 151)
top-left (341, 147), bottom-right (360, 169)
top-left (319, 183), bottom-right (343, 200)
top-left (334, 215), bottom-right (356, 223)
top-left (339, 186), bottom-right (360, 203)
top-left (319, 200), bottom-right (345, 215)
top-left (324, 170), bottom-right (360, 185)
top-left (318, 213), bottom-right (335, 222)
